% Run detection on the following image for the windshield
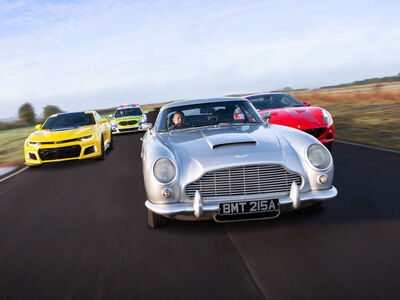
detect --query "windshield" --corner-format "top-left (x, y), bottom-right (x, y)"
top-left (114, 107), bottom-right (142, 118)
top-left (42, 112), bottom-right (95, 130)
top-left (156, 100), bottom-right (264, 132)
top-left (246, 94), bottom-right (304, 110)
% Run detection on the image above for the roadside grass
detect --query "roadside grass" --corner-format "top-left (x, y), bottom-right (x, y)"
top-left (0, 126), bottom-right (35, 165)
top-left (292, 89), bottom-right (400, 150)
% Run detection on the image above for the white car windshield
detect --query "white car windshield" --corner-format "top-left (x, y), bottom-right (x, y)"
top-left (156, 100), bottom-right (264, 132)
top-left (115, 107), bottom-right (142, 118)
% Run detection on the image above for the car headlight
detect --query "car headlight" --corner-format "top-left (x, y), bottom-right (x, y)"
top-left (322, 109), bottom-right (332, 124)
top-left (307, 144), bottom-right (331, 169)
top-left (28, 141), bottom-right (41, 146)
top-left (79, 135), bottom-right (94, 141)
top-left (153, 158), bottom-right (176, 183)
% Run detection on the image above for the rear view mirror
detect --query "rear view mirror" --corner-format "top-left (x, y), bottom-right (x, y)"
top-left (141, 123), bottom-right (153, 130)
top-left (303, 101), bottom-right (311, 107)
top-left (100, 118), bottom-right (108, 124)
top-left (35, 124), bottom-right (42, 131)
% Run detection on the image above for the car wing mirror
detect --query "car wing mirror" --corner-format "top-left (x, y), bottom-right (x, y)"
top-left (303, 101), bottom-right (311, 107)
top-left (263, 112), bottom-right (272, 124)
top-left (141, 123), bottom-right (153, 130)
top-left (100, 118), bottom-right (108, 124)
top-left (35, 124), bottom-right (42, 130)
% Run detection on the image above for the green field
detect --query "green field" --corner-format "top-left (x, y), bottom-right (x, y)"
top-left (0, 126), bottom-right (35, 164)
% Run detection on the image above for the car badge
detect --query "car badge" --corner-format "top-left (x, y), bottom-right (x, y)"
top-left (235, 154), bottom-right (248, 158)
top-left (298, 125), bottom-right (301, 128)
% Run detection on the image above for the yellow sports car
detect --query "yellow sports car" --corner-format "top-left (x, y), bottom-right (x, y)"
top-left (24, 111), bottom-right (113, 166)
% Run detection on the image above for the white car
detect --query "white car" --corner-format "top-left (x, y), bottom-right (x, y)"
top-left (110, 104), bottom-right (148, 134)
top-left (141, 97), bottom-right (337, 228)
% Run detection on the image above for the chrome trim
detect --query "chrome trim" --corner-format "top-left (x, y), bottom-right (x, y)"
top-left (193, 190), bottom-right (203, 218)
top-left (290, 181), bottom-right (300, 209)
top-left (145, 186), bottom-right (337, 218)
top-left (185, 164), bottom-right (302, 200)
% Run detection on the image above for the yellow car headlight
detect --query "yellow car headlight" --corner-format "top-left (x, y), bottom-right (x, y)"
top-left (28, 141), bottom-right (41, 146)
top-left (79, 135), bottom-right (94, 141)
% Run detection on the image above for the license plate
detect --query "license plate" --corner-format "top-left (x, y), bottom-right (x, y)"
top-left (218, 199), bottom-right (279, 215)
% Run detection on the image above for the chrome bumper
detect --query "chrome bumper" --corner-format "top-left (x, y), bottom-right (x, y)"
top-left (145, 186), bottom-right (338, 218)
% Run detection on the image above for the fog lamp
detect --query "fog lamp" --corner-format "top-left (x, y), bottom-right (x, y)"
top-left (319, 174), bottom-right (328, 184)
top-left (162, 188), bottom-right (173, 198)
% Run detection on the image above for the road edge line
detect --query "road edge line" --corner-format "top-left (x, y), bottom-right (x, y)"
top-left (336, 140), bottom-right (400, 154)
top-left (0, 166), bottom-right (28, 184)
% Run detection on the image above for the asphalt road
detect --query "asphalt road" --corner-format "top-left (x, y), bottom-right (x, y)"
top-left (0, 133), bottom-right (399, 300)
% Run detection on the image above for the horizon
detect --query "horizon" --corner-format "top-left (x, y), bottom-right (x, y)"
top-left (1, 0), bottom-right (400, 119)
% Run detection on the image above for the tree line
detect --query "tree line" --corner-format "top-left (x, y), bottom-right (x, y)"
top-left (18, 103), bottom-right (63, 124)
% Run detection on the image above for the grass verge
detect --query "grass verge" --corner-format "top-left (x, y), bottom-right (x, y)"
top-left (0, 126), bottom-right (35, 165)
top-left (292, 89), bottom-right (400, 151)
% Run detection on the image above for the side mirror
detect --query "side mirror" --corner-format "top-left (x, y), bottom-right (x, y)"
top-left (100, 118), bottom-right (108, 124)
top-left (303, 101), bottom-right (311, 107)
top-left (141, 123), bottom-right (153, 130)
top-left (35, 124), bottom-right (42, 131)
top-left (263, 112), bottom-right (272, 124)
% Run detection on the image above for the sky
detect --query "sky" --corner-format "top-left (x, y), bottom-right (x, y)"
top-left (0, 0), bottom-right (400, 119)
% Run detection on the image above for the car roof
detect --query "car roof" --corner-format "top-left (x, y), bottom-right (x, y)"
top-left (50, 111), bottom-right (96, 118)
top-left (243, 92), bottom-right (290, 98)
top-left (116, 104), bottom-right (141, 110)
top-left (161, 97), bottom-right (248, 111)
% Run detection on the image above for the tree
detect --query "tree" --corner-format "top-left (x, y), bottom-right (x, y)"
top-left (18, 103), bottom-right (36, 124)
top-left (43, 105), bottom-right (63, 119)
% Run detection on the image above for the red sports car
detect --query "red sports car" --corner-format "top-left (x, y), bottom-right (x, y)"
top-left (244, 93), bottom-right (335, 148)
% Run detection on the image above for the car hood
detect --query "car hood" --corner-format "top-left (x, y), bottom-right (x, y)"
top-left (28, 126), bottom-right (96, 142)
top-left (159, 125), bottom-right (287, 173)
top-left (113, 115), bottom-right (143, 122)
top-left (258, 107), bottom-right (324, 130)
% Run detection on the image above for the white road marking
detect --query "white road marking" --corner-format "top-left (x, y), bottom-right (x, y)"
top-left (0, 166), bottom-right (29, 184)
top-left (336, 140), bottom-right (400, 154)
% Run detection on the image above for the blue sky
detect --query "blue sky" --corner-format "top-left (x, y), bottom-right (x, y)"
top-left (0, 0), bottom-right (400, 119)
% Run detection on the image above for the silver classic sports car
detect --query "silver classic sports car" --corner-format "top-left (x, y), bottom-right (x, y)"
top-left (141, 97), bottom-right (337, 228)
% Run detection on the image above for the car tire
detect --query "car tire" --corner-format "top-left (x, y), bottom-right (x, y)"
top-left (96, 137), bottom-right (106, 160)
top-left (109, 132), bottom-right (114, 150)
top-left (148, 209), bottom-right (169, 228)
top-left (298, 202), bottom-right (322, 214)
top-left (325, 142), bottom-right (333, 152)
top-left (28, 164), bottom-right (42, 168)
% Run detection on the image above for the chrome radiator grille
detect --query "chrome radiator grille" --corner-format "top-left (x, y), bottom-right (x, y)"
top-left (185, 164), bottom-right (302, 199)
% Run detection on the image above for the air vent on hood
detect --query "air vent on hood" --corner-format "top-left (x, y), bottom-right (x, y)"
top-left (211, 141), bottom-right (257, 149)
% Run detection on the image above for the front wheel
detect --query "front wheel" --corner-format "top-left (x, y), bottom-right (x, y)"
top-left (147, 209), bottom-right (169, 228)
top-left (109, 131), bottom-right (114, 150)
top-left (96, 137), bottom-right (106, 160)
top-left (324, 142), bottom-right (333, 152)
top-left (27, 164), bottom-right (42, 168)
top-left (298, 202), bottom-right (322, 214)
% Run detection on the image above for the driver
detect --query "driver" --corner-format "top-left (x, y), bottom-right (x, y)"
top-left (169, 111), bottom-right (188, 130)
